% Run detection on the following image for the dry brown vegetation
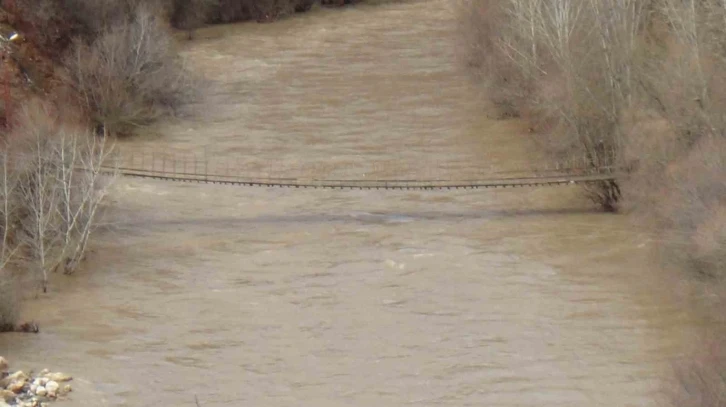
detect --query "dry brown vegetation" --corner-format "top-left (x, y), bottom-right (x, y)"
top-left (1, 100), bottom-right (115, 294)
top-left (0, 274), bottom-right (19, 331)
top-left (460, 0), bottom-right (725, 402)
top-left (459, 0), bottom-right (653, 210)
top-left (0, 0), bottom-right (192, 319)
top-left (7, 0), bottom-right (196, 137)
top-left (12, 0), bottom-right (360, 136)
top-left (1, 0), bottom-right (364, 333)
top-left (63, 4), bottom-right (195, 136)
top-left (204, 0), bottom-right (346, 24)
top-left (460, 0), bottom-right (725, 268)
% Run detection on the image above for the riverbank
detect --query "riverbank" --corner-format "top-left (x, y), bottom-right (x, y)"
top-left (0, 356), bottom-right (73, 407)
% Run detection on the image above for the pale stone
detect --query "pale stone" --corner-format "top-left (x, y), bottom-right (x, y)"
top-left (61, 384), bottom-right (72, 394)
top-left (0, 389), bottom-right (14, 402)
top-left (45, 381), bottom-right (58, 398)
top-left (29, 383), bottom-right (37, 393)
top-left (35, 386), bottom-right (46, 397)
top-left (0, 357), bottom-right (8, 372)
top-left (38, 369), bottom-right (49, 377)
top-left (7, 371), bottom-right (28, 382)
top-left (44, 373), bottom-right (71, 382)
top-left (0, 401), bottom-right (9, 407)
top-left (45, 381), bottom-right (58, 392)
top-left (7, 379), bottom-right (26, 393)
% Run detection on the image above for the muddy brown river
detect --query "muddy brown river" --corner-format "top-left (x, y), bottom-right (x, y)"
top-left (1, 1), bottom-right (695, 406)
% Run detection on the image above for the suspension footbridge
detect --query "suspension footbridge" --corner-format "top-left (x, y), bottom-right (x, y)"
top-left (104, 148), bottom-right (621, 191)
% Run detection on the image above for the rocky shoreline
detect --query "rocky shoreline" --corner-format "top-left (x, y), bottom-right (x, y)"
top-left (0, 357), bottom-right (72, 407)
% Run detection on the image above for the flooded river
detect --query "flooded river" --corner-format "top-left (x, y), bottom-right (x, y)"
top-left (1, 1), bottom-right (693, 406)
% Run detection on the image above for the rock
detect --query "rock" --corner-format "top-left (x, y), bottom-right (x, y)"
top-left (34, 386), bottom-right (46, 397)
top-left (7, 379), bottom-right (26, 393)
top-left (29, 383), bottom-right (37, 393)
top-left (32, 378), bottom-right (41, 387)
top-left (38, 369), bottom-right (49, 377)
top-left (0, 400), bottom-right (9, 407)
top-left (0, 389), bottom-right (14, 402)
top-left (45, 380), bottom-right (58, 391)
top-left (44, 372), bottom-right (71, 382)
top-left (61, 384), bottom-right (71, 395)
top-left (0, 357), bottom-right (7, 372)
top-left (45, 381), bottom-right (58, 397)
top-left (7, 371), bottom-right (28, 382)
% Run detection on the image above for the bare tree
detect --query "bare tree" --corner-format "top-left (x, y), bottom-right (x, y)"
top-left (0, 146), bottom-right (20, 271)
top-left (17, 128), bottom-right (61, 293)
top-left (54, 129), bottom-right (116, 275)
top-left (9, 101), bottom-right (117, 292)
top-left (460, 0), bottom-right (656, 210)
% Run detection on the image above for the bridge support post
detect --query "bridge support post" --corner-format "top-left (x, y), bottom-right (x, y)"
top-left (204, 146), bottom-right (209, 182)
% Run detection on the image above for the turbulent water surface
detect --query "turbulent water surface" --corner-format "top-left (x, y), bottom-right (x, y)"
top-left (1, 1), bottom-right (691, 406)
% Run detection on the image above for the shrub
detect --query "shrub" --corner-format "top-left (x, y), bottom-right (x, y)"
top-left (460, 0), bottom-right (725, 262)
top-left (459, 0), bottom-right (655, 211)
top-left (0, 275), bottom-right (18, 332)
top-left (171, 0), bottom-right (214, 37)
top-left (206, 0), bottom-right (321, 23)
top-left (63, 4), bottom-right (194, 136)
top-left (61, 0), bottom-right (171, 38)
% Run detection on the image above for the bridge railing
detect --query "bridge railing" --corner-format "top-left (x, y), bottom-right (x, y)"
top-left (110, 146), bottom-right (621, 184)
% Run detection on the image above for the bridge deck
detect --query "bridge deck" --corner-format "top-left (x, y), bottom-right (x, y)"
top-left (106, 166), bottom-right (618, 190)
